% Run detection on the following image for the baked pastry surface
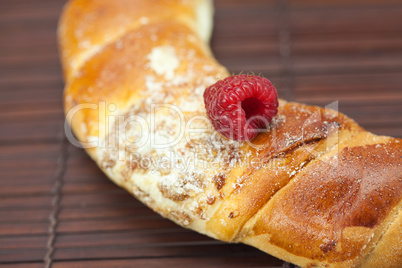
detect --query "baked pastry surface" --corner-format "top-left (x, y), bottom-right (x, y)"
top-left (59, 1), bottom-right (402, 267)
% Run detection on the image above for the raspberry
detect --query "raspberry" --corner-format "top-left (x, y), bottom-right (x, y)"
top-left (203, 74), bottom-right (278, 141)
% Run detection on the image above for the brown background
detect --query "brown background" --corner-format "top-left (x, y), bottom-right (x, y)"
top-left (1, 0), bottom-right (402, 267)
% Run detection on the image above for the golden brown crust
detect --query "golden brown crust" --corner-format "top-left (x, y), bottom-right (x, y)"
top-left (64, 20), bottom-right (218, 146)
top-left (240, 134), bottom-right (401, 267)
top-left (359, 206), bottom-right (402, 268)
top-left (206, 102), bottom-right (364, 242)
top-left (59, 1), bottom-right (402, 267)
top-left (58, 0), bottom-right (204, 81)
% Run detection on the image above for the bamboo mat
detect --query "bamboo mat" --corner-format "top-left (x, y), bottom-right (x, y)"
top-left (1, 0), bottom-right (402, 267)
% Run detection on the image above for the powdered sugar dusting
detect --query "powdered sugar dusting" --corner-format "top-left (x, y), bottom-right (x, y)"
top-left (147, 46), bottom-right (179, 80)
top-left (92, 33), bottom-right (239, 226)
top-left (96, 65), bottom-right (240, 223)
top-left (139, 16), bottom-right (149, 25)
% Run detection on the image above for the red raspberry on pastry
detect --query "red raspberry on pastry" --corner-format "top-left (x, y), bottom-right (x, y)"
top-left (203, 74), bottom-right (278, 141)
